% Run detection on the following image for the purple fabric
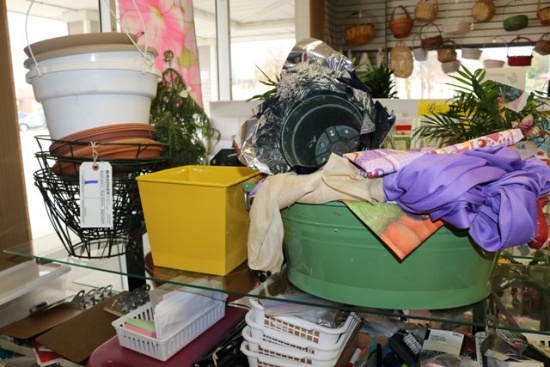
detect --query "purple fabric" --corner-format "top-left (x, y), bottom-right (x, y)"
top-left (383, 146), bottom-right (550, 252)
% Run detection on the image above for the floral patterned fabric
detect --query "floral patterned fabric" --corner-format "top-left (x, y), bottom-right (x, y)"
top-left (345, 129), bottom-right (524, 178)
top-left (119, 0), bottom-right (203, 106)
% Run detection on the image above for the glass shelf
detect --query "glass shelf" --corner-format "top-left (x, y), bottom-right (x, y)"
top-left (5, 233), bottom-right (550, 337)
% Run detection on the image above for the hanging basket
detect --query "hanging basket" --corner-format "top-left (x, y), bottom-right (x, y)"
top-left (390, 6), bottom-right (414, 39)
top-left (420, 22), bottom-right (444, 50)
top-left (441, 60), bottom-right (461, 74)
top-left (535, 33), bottom-right (550, 56)
top-left (390, 42), bottom-right (414, 79)
top-left (503, 1), bottom-right (529, 31)
top-left (483, 59), bottom-right (505, 68)
top-left (443, 20), bottom-right (471, 36)
top-left (415, 0), bottom-right (439, 22)
top-left (538, 0), bottom-right (550, 25)
top-left (437, 39), bottom-right (457, 63)
top-left (507, 36), bottom-right (534, 66)
top-left (343, 11), bottom-right (376, 45)
top-left (471, 0), bottom-right (496, 22)
top-left (412, 35), bottom-right (428, 61)
top-left (462, 47), bottom-right (483, 60)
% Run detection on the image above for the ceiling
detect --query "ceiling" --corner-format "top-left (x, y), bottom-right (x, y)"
top-left (5, 0), bottom-right (296, 42)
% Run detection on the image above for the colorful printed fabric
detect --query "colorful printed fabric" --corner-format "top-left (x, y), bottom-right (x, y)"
top-left (383, 146), bottom-right (550, 252)
top-left (345, 129), bottom-right (524, 178)
top-left (344, 201), bottom-right (443, 260)
top-left (118, 0), bottom-right (204, 106)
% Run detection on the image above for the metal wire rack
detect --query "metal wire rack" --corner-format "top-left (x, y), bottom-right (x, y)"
top-left (33, 136), bottom-right (168, 258)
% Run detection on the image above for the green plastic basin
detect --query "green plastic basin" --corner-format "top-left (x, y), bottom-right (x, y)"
top-left (282, 201), bottom-right (498, 310)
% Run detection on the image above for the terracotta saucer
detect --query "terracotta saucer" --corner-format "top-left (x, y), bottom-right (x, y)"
top-left (66, 138), bottom-right (163, 160)
top-left (50, 123), bottom-right (157, 157)
top-left (51, 138), bottom-right (165, 177)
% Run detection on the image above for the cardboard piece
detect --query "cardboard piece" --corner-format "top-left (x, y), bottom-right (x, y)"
top-left (35, 293), bottom-right (124, 364)
top-left (0, 303), bottom-right (82, 340)
top-left (335, 329), bottom-right (388, 367)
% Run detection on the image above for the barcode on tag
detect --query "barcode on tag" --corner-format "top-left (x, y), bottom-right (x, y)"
top-left (79, 162), bottom-right (113, 228)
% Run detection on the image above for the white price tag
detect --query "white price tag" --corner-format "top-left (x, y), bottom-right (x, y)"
top-left (422, 329), bottom-right (464, 355)
top-left (79, 162), bottom-right (113, 228)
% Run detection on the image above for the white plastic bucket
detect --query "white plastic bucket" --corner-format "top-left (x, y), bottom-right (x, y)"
top-left (24, 42), bottom-right (161, 140)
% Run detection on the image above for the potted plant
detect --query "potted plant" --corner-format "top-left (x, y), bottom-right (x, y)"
top-left (412, 66), bottom-right (550, 147)
top-left (150, 50), bottom-right (219, 168)
top-left (355, 62), bottom-right (397, 99)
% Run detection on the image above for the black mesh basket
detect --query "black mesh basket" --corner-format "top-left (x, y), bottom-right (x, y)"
top-left (34, 136), bottom-right (168, 258)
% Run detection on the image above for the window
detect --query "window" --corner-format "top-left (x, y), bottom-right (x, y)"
top-left (6, 0), bottom-right (296, 240)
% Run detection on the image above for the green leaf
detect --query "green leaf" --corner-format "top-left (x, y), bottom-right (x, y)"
top-left (412, 64), bottom-right (550, 147)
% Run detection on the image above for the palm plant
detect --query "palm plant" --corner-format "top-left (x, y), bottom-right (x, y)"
top-left (247, 67), bottom-right (279, 102)
top-left (356, 63), bottom-right (398, 99)
top-left (413, 66), bottom-right (550, 147)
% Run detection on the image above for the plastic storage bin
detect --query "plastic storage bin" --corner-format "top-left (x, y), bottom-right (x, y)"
top-left (136, 165), bottom-right (261, 275)
top-left (112, 298), bottom-right (225, 361)
top-left (0, 261), bottom-right (70, 328)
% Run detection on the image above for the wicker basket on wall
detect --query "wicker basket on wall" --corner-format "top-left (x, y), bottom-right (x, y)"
top-left (390, 6), bottom-right (414, 39)
top-left (343, 11), bottom-right (375, 45)
top-left (535, 33), bottom-right (550, 55)
top-left (419, 22), bottom-right (444, 50)
top-left (503, 0), bottom-right (529, 31)
top-left (507, 36), bottom-right (533, 66)
top-left (390, 42), bottom-right (414, 78)
top-left (437, 39), bottom-right (457, 63)
top-left (538, 0), bottom-right (550, 25)
top-left (415, 0), bottom-right (439, 22)
top-left (471, 0), bottom-right (496, 22)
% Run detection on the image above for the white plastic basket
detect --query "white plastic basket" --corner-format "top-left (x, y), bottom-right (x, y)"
top-left (112, 300), bottom-right (225, 361)
top-left (247, 298), bottom-right (355, 346)
top-left (241, 340), bottom-right (339, 367)
top-left (242, 319), bottom-right (357, 366)
top-left (245, 310), bottom-right (358, 359)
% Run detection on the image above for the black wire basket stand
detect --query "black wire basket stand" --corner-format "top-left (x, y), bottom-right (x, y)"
top-left (34, 136), bottom-right (168, 259)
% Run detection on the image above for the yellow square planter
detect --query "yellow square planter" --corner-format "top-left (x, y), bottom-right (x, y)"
top-left (136, 165), bottom-right (260, 275)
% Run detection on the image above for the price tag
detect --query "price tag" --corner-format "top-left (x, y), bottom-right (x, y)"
top-left (422, 329), bottom-right (464, 355)
top-left (79, 162), bottom-right (113, 228)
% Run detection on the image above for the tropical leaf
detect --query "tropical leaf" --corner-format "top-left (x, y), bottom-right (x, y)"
top-left (412, 65), bottom-right (550, 146)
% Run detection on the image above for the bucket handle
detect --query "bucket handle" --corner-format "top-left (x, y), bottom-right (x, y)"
top-left (25, 0), bottom-right (153, 77)
top-left (102, 0), bottom-right (156, 68)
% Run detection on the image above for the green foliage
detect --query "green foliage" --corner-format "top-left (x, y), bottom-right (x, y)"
top-left (150, 51), bottom-right (219, 167)
top-left (356, 63), bottom-right (398, 99)
top-left (247, 61), bottom-right (399, 101)
top-left (247, 67), bottom-right (279, 101)
top-left (412, 66), bottom-right (550, 147)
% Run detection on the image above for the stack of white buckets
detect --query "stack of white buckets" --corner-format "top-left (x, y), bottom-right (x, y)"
top-left (23, 32), bottom-right (161, 140)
